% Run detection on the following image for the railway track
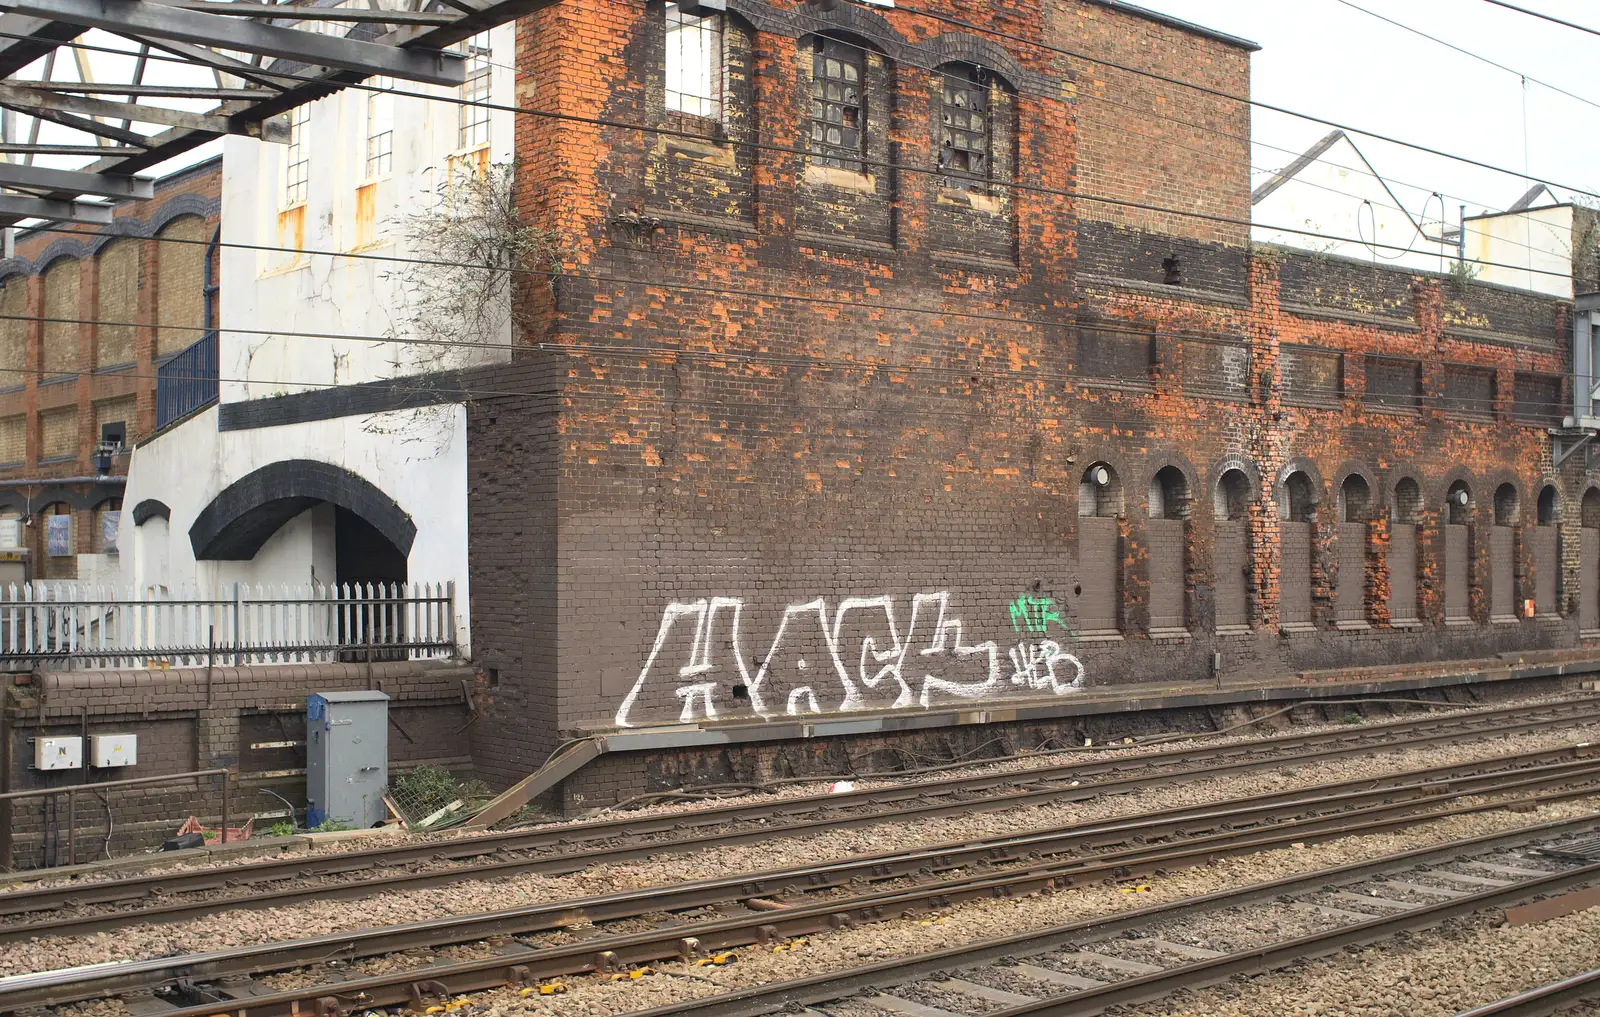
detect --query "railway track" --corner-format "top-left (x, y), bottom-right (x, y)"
top-left (1454, 970), bottom-right (1600, 1016)
top-left (2, 696), bottom-right (1596, 939)
top-left (7, 742), bottom-right (1600, 1015)
top-left (607, 814), bottom-right (1600, 1017)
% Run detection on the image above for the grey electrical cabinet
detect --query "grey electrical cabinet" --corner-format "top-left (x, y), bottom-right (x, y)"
top-left (305, 690), bottom-right (390, 829)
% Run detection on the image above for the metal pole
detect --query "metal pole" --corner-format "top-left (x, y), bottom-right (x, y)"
top-left (0, 700), bottom-right (12, 870)
top-left (219, 769), bottom-right (229, 845)
top-left (231, 583), bottom-right (241, 667)
top-left (65, 789), bottom-right (75, 866)
top-left (205, 624), bottom-right (214, 707)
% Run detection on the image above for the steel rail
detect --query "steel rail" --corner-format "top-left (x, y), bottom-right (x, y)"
top-left (91, 810), bottom-right (1600, 1017)
top-left (1452, 970), bottom-right (1600, 1016)
top-left (9, 748), bottom-right (1599, 1010)
top-left (1, 698), bottom-right (1593, 925)
top-left (619, 816), bottom-right (1600, 1017)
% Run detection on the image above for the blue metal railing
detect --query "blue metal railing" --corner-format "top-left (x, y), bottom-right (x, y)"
top-left (156, 330), bottom-right (219, 430)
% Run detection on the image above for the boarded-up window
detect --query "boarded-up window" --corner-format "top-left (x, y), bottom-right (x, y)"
top-left (1444, 364), bottom-right (1495, 418)
top-left (156, 216), bottom-right (208, 357)
top-left (96, 239), bottom-right (138, 368)
top-left (41, 259), bottom-right (79, 377)
top-left (92, 501), bottom-right (120, 554)
top-left (0, 415), bottom-right (23, 465)
top-left (1513, 372), bottom-right (1562, 425)
top-left (0, 276), bottom-right (26, 390)
top-left (1364, 355), bottom-right (1419, 411)
top-left (40, 407), bottom-right (76, 460)
top-left (1280, 345), bottom-right (1342, 406)
top-left (1181, 337), bottom-right (1250, 399)
top-left (94, 396), bottom-right (135, 445)
top-left (1077, 325), bottom-right (1153, 385)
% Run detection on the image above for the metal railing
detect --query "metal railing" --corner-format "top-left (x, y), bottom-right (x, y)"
top-left (156, 330), bottom-right (219, 429)
top-left (0, 768), bottom-right (230, 869)
top-left (0, 581), bottom-right (456, 669)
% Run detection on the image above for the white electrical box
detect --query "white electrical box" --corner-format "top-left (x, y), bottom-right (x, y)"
top-left (34, 736), bottom-right (82, 771)
top-left (89, 734), bottom-right (137, 768)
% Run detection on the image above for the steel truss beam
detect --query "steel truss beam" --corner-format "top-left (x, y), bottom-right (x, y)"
top-left (0, 0), bottom-right (466, 85)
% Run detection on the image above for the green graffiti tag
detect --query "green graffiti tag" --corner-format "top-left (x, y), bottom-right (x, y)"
top-left (1009, 594), bottom-right (1065, 636)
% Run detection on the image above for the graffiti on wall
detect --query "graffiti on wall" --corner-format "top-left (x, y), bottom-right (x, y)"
top-left (614, 592), bottom-right (1086, 728)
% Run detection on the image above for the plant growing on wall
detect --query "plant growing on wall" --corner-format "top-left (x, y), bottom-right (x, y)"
top-left (368, 162), bottom-right (569, 452)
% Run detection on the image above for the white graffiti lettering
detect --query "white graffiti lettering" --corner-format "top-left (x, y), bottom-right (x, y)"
top-left (1007, 639), bottom-right (1085, 695)
top-left (614, 593), bottom-right (1087, 728)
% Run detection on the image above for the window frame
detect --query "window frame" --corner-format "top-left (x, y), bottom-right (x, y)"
top-left (664, 3), bottom-right (725, 123)
top-left (282, 104), bottom-right (311, 208)
top-left (457, 31), bottom-right (492, 151)
top-left (807, 36), bottom-right (867, 171)
top-left (365, 75), bottom-right (395, 179)
top-left (938, 64), bottom-right (993, 187)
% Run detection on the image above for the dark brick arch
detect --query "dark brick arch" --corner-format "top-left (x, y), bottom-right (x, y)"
top-left (1274, 456), bottom-right (1325, 505)
top-left (1142, 452), bottom-right (1200, 519)
top-left (188, 460), bottom-right (415, 561)
top-left (1333, 459), bottom-right (1381, 520)
top-left (132, 499), bottom-right (171, 526)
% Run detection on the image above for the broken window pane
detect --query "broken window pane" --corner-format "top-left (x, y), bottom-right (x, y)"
top-left (939, 65), bottom-right (993, 187)
top-left (806, 37), bottom-right (866, 171)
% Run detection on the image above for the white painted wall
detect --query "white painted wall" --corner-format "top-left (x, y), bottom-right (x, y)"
top-left (218, 22), bottom-right (516, 403)
top-left (115, 28), bottom-right (516, 656)
top-left (1252, 135), bottom-right (1459, 277)
top-left (120, 403), bottom-right (472, 652)
top-left (1253, 134), bottom-right (1575, 297)
top-left (1466, 205), bottom-right (1574, 299)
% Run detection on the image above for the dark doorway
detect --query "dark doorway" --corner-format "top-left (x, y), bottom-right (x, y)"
top-left (335, 507), bottom-right (409, 661)
top-left (336, 507), bottom-right (408, 588)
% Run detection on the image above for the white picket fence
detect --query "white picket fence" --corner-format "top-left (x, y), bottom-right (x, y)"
top-left (0, 581), bottom-right (456, 669)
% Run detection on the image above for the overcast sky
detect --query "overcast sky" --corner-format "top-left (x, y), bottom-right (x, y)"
top-left (1128, 0), bottom-right (1599, 220)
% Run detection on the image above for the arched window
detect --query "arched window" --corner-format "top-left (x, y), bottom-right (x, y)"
top-left (92, 499), bottom-right (122, 555)
top-left (42, 502), bottom-right (73, 559)
top-left (41, 259), bottom-right (79, 377)
top-left (1076, 463), bottom-right (1122, 635)
top-left (0, 275), bottom-right (26, 390)
top-left (1079, 462), bottom-right (1123, 518)
top-left (1493, 483), bottom-right (1519, 527)
top-left (1392, 477), bottom-right (1422, 524)
top-left (1389, 477), bottom-right (1423, 626)
top-left (156, 216), bottom-right (209, 357)
top-left (1148, 466), bottom-right (1190, 520)
top-left (96, 239), bottom-right (139, 369)
top-left (807, 36), bottom-right (866, 170)
top-left (1282, 470), bottom-right (1318, 522)
top-left (664, 3), bottom-right (724, 121)
top-left (1537, 485), bottom-right (1557, 525)
top-left (937, 64), bottom-right (992, 184)
top-left (1447, 480), bottom-right (1473, 525)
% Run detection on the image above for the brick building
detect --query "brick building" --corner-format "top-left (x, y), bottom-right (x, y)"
top-left (457, 0), bottom-right (1589, 803)
top-left (0, 158), bottom-right (219, 582)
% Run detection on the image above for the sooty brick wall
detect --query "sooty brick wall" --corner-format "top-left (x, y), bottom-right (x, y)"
top-left (2, 661), bottom-right (473, 865)
top-left (464, 0), bottom-right (1585, 797)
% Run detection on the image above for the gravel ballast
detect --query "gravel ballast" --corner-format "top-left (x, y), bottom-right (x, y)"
top-left (225, 802), bottom-right (1600, 1017)
top-left (5, 720), bottom-right (1599, 977)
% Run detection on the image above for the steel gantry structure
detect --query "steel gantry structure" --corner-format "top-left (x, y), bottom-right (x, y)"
top-left (0, 0), bottom-right (546, 225)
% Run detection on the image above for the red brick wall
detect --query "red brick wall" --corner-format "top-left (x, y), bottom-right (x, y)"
top-left (465, 0), bottom-right (1576, 791)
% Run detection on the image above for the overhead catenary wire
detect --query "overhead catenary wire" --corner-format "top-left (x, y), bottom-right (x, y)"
top-left (2, 6), bottom-right (1596, 234)
top-left (0, 20), bottom-right (1582, 270)
top-left (1332, 0), bottom-right (1600, 113)
top-left (1477, 0), bottom-right (1600, 39)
